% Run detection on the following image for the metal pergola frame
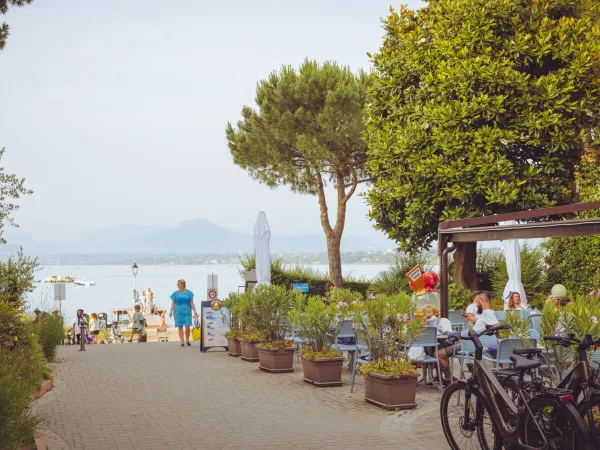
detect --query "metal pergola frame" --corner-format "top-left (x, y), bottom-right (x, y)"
top-left (438, 201), bottom-right (600, 318)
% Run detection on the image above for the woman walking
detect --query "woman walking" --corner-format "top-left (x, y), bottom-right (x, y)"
top-left (169, 279), bottom-right (199, 347)
top-left (73, 309), bottom-right (88, 345)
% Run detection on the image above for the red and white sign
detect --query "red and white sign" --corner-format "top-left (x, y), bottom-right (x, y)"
top-left (207, 289), bottom-right (218, 300)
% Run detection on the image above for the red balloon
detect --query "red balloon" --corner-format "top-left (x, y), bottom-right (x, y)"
top-left (423, 271), bottom-right (439, 291)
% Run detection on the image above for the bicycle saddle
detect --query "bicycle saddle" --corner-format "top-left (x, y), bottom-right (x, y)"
top-left (512, 348), bottom-right (542, 356)
top-left (510, 354), bottom-right (542, 371)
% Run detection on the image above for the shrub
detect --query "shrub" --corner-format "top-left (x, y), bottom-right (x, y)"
top-left (37, 314), bottom-right (64, 361)
top-left (289, 296), bottom-right (342, 358)
top-left (448, 283), bottom-right (472, 312)
top-left (239, 255), bottom-right (371, 296)
top-left (0, 249), bottom-right (38, 309)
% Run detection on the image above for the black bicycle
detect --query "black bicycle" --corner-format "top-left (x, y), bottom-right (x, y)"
top-left (440, 325), bottom-right (592, 450)
top-left (497, 334), bottom-right (600, 447)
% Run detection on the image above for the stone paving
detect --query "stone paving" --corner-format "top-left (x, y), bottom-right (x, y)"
top-left (31, 343), bottom-right (448, 449)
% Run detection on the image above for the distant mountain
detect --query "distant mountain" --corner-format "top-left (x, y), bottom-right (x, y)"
top-left (2, 218), bottom-right (397, 255)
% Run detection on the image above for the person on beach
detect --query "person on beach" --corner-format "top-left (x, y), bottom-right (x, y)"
top-left (128, 304), bottom-right (146, 343)
top-left (160, 309), bottom-right (168, 328)
top-left (169, 279), bottom-right (199, 347)
top-left (89, 313), bottom-right (100, 344)
top-left (73, 309), bottom-right (88, 345)
top-left (146, 288), bottom-right (154, 314)
top-left (111, 321), bottom-right (124, 344)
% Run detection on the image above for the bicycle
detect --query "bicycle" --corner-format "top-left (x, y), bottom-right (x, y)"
top-left (497, 334), bottom-right (600, 447)
top-left (440, 324), bottom-right (592, 450)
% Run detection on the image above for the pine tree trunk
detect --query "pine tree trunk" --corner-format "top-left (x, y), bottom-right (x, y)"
top-left (326, 231), bottom-right (343, 287)
top-left (452, 242), bottom-right (479, 291)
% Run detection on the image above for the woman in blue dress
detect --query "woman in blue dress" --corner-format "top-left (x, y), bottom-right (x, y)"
top-left (169, 279), bottom-right (199, 347)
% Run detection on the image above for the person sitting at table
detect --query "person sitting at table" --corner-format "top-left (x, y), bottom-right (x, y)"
top-left (507, 292), bottom-right (526, 310)
top-left (438, 292), bottom-right (501, 384)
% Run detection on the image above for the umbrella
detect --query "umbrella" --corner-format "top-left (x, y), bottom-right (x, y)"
top-left (253, 211), bottom-right (271, 286)
top-left (501, 220), bottom-right (528, 310)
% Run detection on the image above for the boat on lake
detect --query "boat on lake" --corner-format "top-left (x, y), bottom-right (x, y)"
top-left (73, 277), bottom-right (96, 287)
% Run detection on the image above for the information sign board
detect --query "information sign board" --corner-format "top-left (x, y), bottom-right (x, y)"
top-left (200, 301), bottom-right (230, 353)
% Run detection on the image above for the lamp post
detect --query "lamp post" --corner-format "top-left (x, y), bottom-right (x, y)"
top-left (132, 263), bottom-right (139, 305)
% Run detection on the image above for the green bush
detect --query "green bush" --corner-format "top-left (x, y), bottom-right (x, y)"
top-left (238, 255), bottom-right (371, 297)
top-left (369, 252), bottom-right (432, 295)
top-left (448, 282), bottom-right (472, 311)
top-left (0, 249), bottom-right (38, 309)
top-left (0, 348), bottom-right (43, 450)
top-left (37, 314), bottom-right (64, 361)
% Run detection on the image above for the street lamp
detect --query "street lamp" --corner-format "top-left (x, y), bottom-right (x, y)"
top-left (132, 263), bottom-right (139, 304)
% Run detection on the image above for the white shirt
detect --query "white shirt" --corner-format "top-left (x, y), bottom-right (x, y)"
top-left (89, 318), bottom-right (98, 332)
top-left (473, 309), bottom-right (499, 333)
top-left (466, 303), bottom-right (480, 317)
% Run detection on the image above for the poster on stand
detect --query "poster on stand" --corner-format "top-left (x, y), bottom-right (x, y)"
top-left (200, 301), bottom-right (230, 352)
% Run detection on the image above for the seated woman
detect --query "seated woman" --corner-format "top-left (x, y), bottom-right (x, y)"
top-left (507, 292), bottom-right (526, 310)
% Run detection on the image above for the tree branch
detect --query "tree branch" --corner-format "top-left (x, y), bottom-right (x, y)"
top-left (342, 166), bottom-right (359, 204)
top-left (344, 177), bottom-right (374, 188)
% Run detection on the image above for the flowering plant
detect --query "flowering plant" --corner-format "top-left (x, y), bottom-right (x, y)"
top-left (326, 288), bottom-right (363, 319)
top-left (301, 346), bottom-right (342, 360)
top-left (359, 359), bottom-right (418, 378)
top-left (351, 293), bottom-right (422, 377)
top-left (289, 296), bottom-right (342, 356)
top-left (257, 339), bottom-right (294, 349)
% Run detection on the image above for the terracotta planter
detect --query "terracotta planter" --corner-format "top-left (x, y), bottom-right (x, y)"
top-left (227, 337), bottom-right (241, 357)
top-left (364, 372), bottom-right (418, 410)
top-left (301, 357), bottom-right (344, 387)
top-left (257, 347), bottom-right (295, 373)
top-left (239, 339), bottom-right (263, 362)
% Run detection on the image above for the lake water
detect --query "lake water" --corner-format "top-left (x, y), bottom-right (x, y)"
top-left (28, 264), bottom-right (390, 325)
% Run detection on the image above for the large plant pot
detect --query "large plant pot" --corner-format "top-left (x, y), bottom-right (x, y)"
top-left (258, 347), bottom-right (295, 373)
top-left (301, 357), bottom-right (344, 387)
top-left (227, 337), bottom-right (241, 357)
top-left (239, 340), bottom-right (263, 362)
top-left (364, 372), bottom-right (418, 410)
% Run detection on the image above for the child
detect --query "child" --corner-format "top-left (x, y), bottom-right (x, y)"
top-left (111, 321), bottom-right (124, 344)
top-left (128, 304), bottom-right (146, 343)
top-left (89, 313), bottom-right (100, 344)
top-left (73, 309), bottom-right (88, 345)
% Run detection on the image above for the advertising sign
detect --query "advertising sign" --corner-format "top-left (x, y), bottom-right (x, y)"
top-left (200, 300), bottom-right (230, 353)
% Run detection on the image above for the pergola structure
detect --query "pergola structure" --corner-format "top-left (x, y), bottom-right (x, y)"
top-left (438, 201), bottom-right (600, 318)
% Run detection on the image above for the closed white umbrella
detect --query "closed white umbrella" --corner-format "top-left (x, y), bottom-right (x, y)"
top-left (253, 212), bottom-right (271, 286)
top-left (501, 220), bottom-right (528, 310)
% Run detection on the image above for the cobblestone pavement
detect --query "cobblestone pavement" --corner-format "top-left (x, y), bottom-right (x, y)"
top-left (31, 343), bottom-right (448, 449)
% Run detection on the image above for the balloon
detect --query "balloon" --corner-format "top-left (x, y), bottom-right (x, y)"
top-left (423, 271), bottom-right (439, 292)
top-left (551, 284), bottom-right (567, 297)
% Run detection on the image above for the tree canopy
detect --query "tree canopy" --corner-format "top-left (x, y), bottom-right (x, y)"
top-left (226, 59), bottom-right (371, 286)
top-left (0, 0), bottom-right (33, 50)
top-left (364, 0), bottom-right (600, 288)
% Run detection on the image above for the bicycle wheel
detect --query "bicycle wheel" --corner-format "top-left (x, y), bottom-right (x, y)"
top-left (578, 391), bottom-right (600, 447)
top-left (440, 382), bottom-right (499, 450)
top-left (524, 396), bottom-right (591, 450)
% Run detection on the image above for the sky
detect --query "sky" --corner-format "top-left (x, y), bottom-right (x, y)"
top-left (0, 0), bottom-right (424, 244)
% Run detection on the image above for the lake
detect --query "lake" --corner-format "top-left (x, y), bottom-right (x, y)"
top-left (28, 264), bottom-right (391, 325)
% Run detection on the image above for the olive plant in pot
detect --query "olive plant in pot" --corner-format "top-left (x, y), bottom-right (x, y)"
top-left (237, 290), bottom-right (264, 362)
top-left (222, 292), bottom-right (243, 357)
top-left (351, 292), bottom-right (423, 409)
top-left (289, 296), bottom-right (344, 386)
top-left (251, 285), bottom-right (301, 373)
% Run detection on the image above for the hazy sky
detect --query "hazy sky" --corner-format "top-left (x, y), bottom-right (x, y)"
top-left (0, 0), bottom-right (423, 243)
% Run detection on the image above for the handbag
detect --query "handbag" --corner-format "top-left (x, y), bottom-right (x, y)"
top-left (138, 333), bottom-right (147, 343)
top-left (192, 318), bottom-right (201, 341)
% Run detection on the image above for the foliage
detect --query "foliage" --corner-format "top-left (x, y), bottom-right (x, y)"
top-left (500, 311), bottom-right (531, 346)
top-left (289, 295), bottom-right (340, 354)
top-left (369, 252), bottom-right (432, 295)
top-left (238, 254), bottom-right (371, 297)
top-left (36, 314), bottom-right (64, 361)
top-left (227, 60), bottom-right (372, 286)
top-left (351, 293), bottom-right (422, 370)
top-left (448, 282), bottom-right (473, 312)
top-left (256, 340), bottom-right (294, 350)
top-left (543, 165), bottom-right (600, 296)
top-left (1, 0), bottom-right (34, 51)
top-left (0, 249), bottom-right (38, 309)
top-left (365, 0), bottom-right (600, 272)
top-left (302, 347), bottom-right (341, 361)
top-left (475, 249), bottom-right (503, 292)
top-left (237, 284), bottom-right (301, 342)
top-left (540, 301), bottom-right (571, 382)
top-left (221, 292), bottom-right (243, 337)
top-left (358, 359), bottom-right (418, 378)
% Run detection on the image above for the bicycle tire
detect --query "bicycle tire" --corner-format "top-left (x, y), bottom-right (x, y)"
top-left (440, 381), bottom-right (500, 450)
top-left (577, 391), bottom-right (600, 448)
top-left (524, 396), bottom-right (592, 450)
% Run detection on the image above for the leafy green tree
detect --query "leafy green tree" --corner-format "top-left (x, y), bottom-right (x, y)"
top-left (1, 0), bottom-right (33, 50)
top-left (227, 60), bottom-right (371, 287)
top-left (365, 0), bottom-right (600, 290)
top-left (0, 248), bottom-right (38, 310)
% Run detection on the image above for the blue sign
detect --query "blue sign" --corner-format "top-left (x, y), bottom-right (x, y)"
top-left (292, 283), bottom-right (309, 293)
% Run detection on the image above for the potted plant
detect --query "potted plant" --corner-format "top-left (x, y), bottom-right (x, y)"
top-left (290, 295), bottom-right (345, 386)
top-left (222, 292), bottom-right (243, 357)
top-left (252, 285), bottom-right (301, 373)
top-left (351, 293), bottom-right (423, 409)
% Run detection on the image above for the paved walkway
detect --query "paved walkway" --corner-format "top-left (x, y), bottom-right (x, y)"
top-left (31, 343), bottom-right (448, 449)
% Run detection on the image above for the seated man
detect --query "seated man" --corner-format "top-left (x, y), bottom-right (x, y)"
top-left (110, 322), bottom-right (124, 344)
top-left (438, 291), bottom-right (500, 383)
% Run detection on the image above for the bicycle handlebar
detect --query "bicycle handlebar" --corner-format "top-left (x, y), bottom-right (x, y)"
top-left (459, 323), bottom-right (511, 340)
top-left (543, 334), bottom-right (600, 348)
